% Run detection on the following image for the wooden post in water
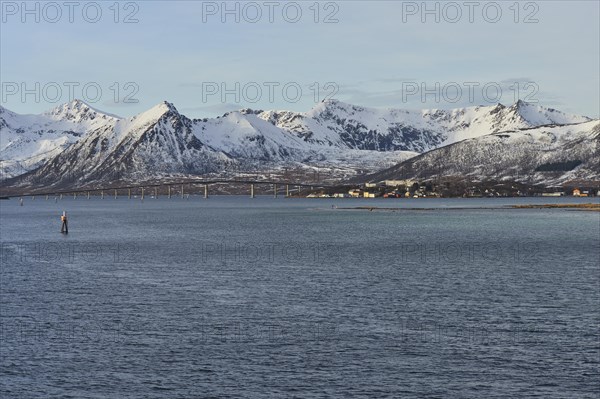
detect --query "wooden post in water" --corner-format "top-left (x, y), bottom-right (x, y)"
top-left (114, 189), bottom-right (118, 199)
top-left (128, 188), bottom-right (131, 199)
top-left (168, 186), bottom-right (172, 199)
top-left (141, 187), bottom-right (145, 201)
top-left (73, 192), bottom-right (76, 199)
top-left (181, 184), bottom-right (184, 199)
top-left (87, 191), bottom-right (90, 200)
top-left (250, 184), bottom-right (255, 198)
top-left (46, 194), bottom-right (49, 200)
top-left (274, 184), bottom-right (278, 198)
top-left (204, 184), bottom-right (208, 199)
top-left (154, 187), bottom-right (158, 199)
top-left (60, 194), bottom-right (63, 200)
top-left (286, 184), bottom-right (289, 197)
top-left (101, 190), bottom-right (104, 200)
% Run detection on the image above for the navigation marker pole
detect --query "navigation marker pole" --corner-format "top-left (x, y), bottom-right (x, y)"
top-left (60, 211), bottom-right (68, 234)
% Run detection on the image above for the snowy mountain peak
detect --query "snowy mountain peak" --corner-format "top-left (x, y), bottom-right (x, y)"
top-left (150, 100), bottom-right (179, 115)
top-left (306, 98), bottom-right (367, 119)
top-left (508, 100), bottom-right (590, 126)
top-left (44, 99), bottom-right (120, 122)
top-left (131, 101), bottom-right (181, 124)
top-left (320, 98), bottom-right (344, 107)
top-left (158, 100), bottom-right (178, 112)
top-left (239, 108), bottom-right (264, 115)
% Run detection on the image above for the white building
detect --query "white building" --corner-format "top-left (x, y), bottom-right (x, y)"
top-left (384, 180), bottom-right (415, 187)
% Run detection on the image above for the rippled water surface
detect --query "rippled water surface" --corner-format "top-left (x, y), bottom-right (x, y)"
top-left (1, 196), bottom-right (599, 398)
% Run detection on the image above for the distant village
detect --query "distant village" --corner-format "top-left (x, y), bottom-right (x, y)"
top-left (306, 179), bottom-right (600, 199)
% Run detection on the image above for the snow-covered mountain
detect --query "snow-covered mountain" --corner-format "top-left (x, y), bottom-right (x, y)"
top-left (364, 120), bottom-right (600, 185)
top-left (0, 100), bottom-right (118, 178)
top-left (259, 99), bottom-right (590, 151)
top-left (22, 102), bottom-right (236, 186)
top-left (1, 99), bottom-right (594, 188)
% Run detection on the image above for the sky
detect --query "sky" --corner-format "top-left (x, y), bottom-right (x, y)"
top-left (1, 0), bottom-right (599, 118)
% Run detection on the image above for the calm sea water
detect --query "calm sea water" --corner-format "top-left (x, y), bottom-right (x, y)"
top-left (1, 196), bottom-right (599, 398)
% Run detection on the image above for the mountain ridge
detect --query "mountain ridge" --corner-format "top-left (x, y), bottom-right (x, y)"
top-left (1, 99), bottom-right (596, 188)
top-left (361, 120), bottom-right (599, 186)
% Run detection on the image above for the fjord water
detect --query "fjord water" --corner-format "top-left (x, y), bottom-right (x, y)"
top-left (1, 196), bottom-right (598, 398)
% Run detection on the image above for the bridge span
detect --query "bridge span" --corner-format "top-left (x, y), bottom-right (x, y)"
top-left (2, 179), bottom-right (339, 200)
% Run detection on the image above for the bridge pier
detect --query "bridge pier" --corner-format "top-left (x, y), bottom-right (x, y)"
top-left (250, 184), bottom-right (255, 199)
top-left (204, 184), bottom-right (208, 199)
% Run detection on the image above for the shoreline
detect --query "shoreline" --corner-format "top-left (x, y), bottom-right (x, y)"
top-left (332, 203), bottom-right (600, 212)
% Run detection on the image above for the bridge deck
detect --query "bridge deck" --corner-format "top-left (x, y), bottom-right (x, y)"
top-left (1, 179), bottom-right (339, 199)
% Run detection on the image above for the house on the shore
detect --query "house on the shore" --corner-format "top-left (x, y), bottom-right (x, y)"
top-left (384, 179), bottom-right (415, 187)
top-left (572, 188), bottom-right (589, 197)
top-left (541, 192), bottom-right (564, 197)
top-left (349, 189), bottom-right (363, 198)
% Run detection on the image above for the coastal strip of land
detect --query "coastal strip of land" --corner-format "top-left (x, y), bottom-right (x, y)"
top-left (510, 203), bottom-right (600, 211)
top-left (330, 203), bottom-right (600, 212)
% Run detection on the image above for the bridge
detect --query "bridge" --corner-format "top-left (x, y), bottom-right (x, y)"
top-left (1, 178), bottom-right (340, 200)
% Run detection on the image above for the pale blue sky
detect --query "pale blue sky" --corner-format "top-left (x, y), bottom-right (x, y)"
top-left (1, 1), bottom-right (598, 118)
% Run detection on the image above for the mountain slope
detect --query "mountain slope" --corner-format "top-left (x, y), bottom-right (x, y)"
top-left (364, 121), bottom-right (600, 185)
top-left (0, 100), bottom-right (118, 178)
top-left (258, 99), bottom-right (590, 152)
top-left (19, 102), bottom-right (234, 187)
